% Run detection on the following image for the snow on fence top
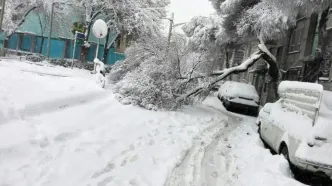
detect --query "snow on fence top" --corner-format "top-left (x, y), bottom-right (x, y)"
top-left (278, 81), bottom-right (323, 96)
top-left (278, 81), bottom-right (323, 122)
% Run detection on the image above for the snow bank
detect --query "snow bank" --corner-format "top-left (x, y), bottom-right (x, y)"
top-left (218, 81), bottom-right (259, 102)
top-left (227, 118), bottom-right (305, 186)
top-left (0, 59), bottom-right (105, 123)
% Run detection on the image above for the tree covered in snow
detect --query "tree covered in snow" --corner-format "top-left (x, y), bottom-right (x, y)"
top-left (109, 32), bottom-right (214, 110)
top-left (179, 0), bottom-right (332, 100)
top-left (3, 0), bottom-right (45, 35)
top-left (72, 0), bottom-right (169, 40)
top-left (3, 0), bottom-right (73, 37)
top-left (4, 0), bottom-right (169, 40)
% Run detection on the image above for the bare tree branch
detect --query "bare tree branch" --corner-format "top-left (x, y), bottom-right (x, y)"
top-left (7, 6), bottom-right (39, 37)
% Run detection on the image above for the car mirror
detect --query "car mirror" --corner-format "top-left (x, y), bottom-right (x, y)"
top-left (263, 103), bottom-right (273, 113)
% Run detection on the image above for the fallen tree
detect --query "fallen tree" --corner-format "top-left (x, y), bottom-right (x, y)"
top-left (177, 36), bottom-right (279, 101)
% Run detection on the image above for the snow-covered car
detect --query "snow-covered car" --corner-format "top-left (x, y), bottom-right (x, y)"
top-left (217, 81), bottom-right (260, 116)
top-left (257, 81), bottom-right (332, 179)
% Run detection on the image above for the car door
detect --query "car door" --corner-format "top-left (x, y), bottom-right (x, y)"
top-left (259, 104), bottom-right (277, 149)
top-left (270, 119), bottom-right (286, 152)
top-left (261, 116), bottom-right (277, 149)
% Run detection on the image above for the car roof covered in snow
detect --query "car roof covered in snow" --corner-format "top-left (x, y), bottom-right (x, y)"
top-left (218, 81), bottom-right (259, 102)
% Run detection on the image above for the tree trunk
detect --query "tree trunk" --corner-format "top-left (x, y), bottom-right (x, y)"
top-left (39, 38), bottom-right (45, 54)
top-left (103, 28), bottom-right (111, 63)
top-left (85, 11), bottom-right (102, 42)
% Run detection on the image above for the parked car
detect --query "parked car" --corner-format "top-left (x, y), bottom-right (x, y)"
top-left (217, 81), bottom-right (260, 116)
top-left (257, 81), bottom-right (332, 179)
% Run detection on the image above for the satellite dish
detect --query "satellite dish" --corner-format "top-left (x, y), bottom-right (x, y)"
top-left (92, 19), bottom-right (108, 39)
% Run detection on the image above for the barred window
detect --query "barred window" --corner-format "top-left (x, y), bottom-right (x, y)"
top-left (289, 27), bottom-right (303, 53)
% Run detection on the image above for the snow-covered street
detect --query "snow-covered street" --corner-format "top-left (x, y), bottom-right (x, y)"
top-left (0, 60), bottom-right (305, 186)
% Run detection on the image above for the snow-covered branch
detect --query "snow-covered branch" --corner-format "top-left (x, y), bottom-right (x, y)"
top-left (177, 51), bottom-right (263, 101)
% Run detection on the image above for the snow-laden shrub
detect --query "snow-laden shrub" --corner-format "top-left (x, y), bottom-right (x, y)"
top-left (113, 58), bottom-right (183, 110)
top-left (110, 34), bottom-right (200, 110)
top-left (26, 54), bottom-right (46, 62)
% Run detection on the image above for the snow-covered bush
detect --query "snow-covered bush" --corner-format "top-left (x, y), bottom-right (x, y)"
top-left (110, 34), bottom-right (203, 110)
top-left (26, 54), bottom-right (46, 62)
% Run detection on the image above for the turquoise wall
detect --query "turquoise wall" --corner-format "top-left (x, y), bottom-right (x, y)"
top-left (5, 10), bottom-right (125, 64)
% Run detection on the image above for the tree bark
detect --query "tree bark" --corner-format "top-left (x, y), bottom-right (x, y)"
top-left (103, 27), bottom-right (111, 63)
top-left (85, 11), bottom-right (102, 42)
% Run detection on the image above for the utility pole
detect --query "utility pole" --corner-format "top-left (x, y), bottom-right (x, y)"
top-left (167, 13), bottom-right (174, 49)
top-left (0, 0), bottom-right (6, 30)
top-left (46, 2), bottom-right (55, 59)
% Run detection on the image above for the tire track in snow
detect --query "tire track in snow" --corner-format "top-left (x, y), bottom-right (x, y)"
top-left (164, 108), bottom-right (244, 186)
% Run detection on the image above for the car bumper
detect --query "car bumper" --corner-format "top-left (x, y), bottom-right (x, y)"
top-left (295, 158), bottom-right (332, 178)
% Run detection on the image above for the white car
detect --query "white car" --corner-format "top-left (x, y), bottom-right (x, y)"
top-left (218, 81), bottom-right (260, 116)
top-left (258, 81), bottom-right (332, 179)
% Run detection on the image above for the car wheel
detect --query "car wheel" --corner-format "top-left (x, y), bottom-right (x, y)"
top-left (280, 144), bottom-right (299, 175)
top-left (280, 145), bottom-right (290, 161)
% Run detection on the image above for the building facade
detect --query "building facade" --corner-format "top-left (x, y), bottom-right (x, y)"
top-left (229, 6), bottom-right (332, 105)
top-left (1, 9), bottom-right (127, 65)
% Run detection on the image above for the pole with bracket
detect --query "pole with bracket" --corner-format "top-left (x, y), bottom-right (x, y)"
top-left (46, 2), bottom-right (55, 59)
top-left (71, 31), bottom-right (77, 69)
top-left (94, 38), bottom-right (100, 72)
top-left (167, 13), bottom-right (174, 51)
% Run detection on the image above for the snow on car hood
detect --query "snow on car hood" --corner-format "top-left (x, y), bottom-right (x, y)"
top-left (295, 91), bottom-right (332, 167)
top-left (218, 81), bottom-right (259, 102)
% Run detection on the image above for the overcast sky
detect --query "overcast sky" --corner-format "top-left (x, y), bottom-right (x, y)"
top-left (163, 0), bottom-right (214, 33)
top-left (168, 0), bottom-right (214, 23)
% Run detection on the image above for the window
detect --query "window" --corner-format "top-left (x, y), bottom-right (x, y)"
top-left (297, 5), bottom-right (308, 20)
top-left (289, 27), bottom-right (303, 53)
top-left (276, 46), bottom-right (283, 62)
top-left (115, 35), bottom-right (121, 53)
top-left (232, 49), bottom-right (244, 66)
top-left (326, 9), bottom-right (332, 30)
top-left (126, 35), bottom-right (133, 47)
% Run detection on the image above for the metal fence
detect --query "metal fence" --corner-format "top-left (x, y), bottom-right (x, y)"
top-left (3, 32), bottom-right (124, 65)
